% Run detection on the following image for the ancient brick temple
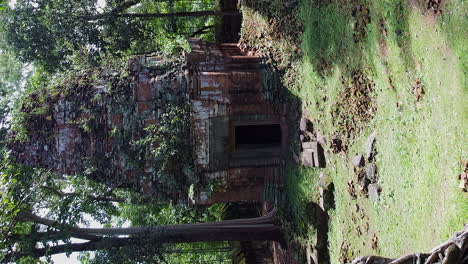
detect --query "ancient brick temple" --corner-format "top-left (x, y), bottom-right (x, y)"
top-left (187, 39), bottom-right (286, 204)
top-left (10, 38), bottom-right (286, 204)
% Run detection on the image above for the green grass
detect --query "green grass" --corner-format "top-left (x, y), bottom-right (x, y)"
top-left (241, 0), bottom-right (466, 262)
top-left (296, 0), bottom-right (468, 262)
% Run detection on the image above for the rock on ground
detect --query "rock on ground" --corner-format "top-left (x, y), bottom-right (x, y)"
top-left (366, 163), bottom-right (377, 183)
top-left (352, 154), bottom-right (365, 167)
top-left (368, 183), bottom-right (380, 201)
top-left (365, 132), bottom-right (376, 161)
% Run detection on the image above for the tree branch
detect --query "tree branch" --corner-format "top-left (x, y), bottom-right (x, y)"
top-left (108, 0), bottom-right (141, 16)
top-left (41, 186), bottom-right (126, 203)
top-left (351, 227), bottom-right (468, 264)
top-left (4, 237), bottom-right (138, 260)
top-left (187, 25), bottom-right (214, 37)
top-left (16, 211), bottom-right (101, 241)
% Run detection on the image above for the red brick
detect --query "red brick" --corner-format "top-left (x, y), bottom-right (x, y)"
top-left (137, 102), bottom-right (153, 114)
top-left (136, 81), bottom-right (153, 102)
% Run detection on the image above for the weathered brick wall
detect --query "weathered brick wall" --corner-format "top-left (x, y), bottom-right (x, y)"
top-left (10, 56), bottom-right (189, 200)
top-left (10, 39), bottom-right (284, 204)
top-left (187, 39), bottom-right (283, 204)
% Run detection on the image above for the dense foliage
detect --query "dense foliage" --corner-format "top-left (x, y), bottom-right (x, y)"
top-left (0, 1), bottom-right (244, 263)
top-left (0, 0), bottom-right (217, 71)
top-left (135, 103), bottom-right (195, 200)
top-left (0, 151), bottom-right (231, 263)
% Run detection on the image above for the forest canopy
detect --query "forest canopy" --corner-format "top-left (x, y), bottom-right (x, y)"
top-left (0, 1), bottom-right (253, 263)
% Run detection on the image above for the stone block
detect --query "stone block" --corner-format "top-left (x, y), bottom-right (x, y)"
top-left (352, 154), bottom-right (365, 167)
top-left (137, 102), bottom-right (153, 114)
top-left (365, 132), bottom-right (376, 161)
top-left (300, 118), bottom-right (313, 133)
top-left (368, 184), bottom-right (380, 201)
top-left (366, 163), bottom-right (377, 183)
top-left (302, 149), bottom-right (316, 167)
top-left (302, 141), bottom-right (325, 167)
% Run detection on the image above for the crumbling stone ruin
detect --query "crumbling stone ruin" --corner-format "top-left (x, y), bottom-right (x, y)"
top-left (10, 38), bottom-right (286, 204)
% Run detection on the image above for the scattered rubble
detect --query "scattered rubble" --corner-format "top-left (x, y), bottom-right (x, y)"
top-left (352, 3), bottom-right (371, 43)
top-left (339, 241), bottom-right (353, 264)
top-left (352, 154), bottom-right (365, 167)
top-left (355, 226), bottom-right (362, 236)
top-left (299, 117), bottom-right (326, 168)
top-left (364, 132), bottom-right (376, 161)
top-left (368, 184), bottom-right (380, 201)
top-left (300, 117), bottom-right (313, 133)
top-left (357, 171), bottom-right (370, 193)
top-left (365, 163), bottom-right (377, 183)
top-left (333, 70), bottom-right (376, 140)
top-left (347, 133), bottom-right (381, 199)
top-left (348, 180), bottom-right (357, 200)
top-left (316, 131), bottom-right (327, 146)
top-left (425, 0), bottom-right (444, 15)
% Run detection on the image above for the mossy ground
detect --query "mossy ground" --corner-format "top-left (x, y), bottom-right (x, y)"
top-left (241, 0), bottom-right (467, 262)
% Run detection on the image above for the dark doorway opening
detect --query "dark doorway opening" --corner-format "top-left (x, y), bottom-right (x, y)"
top-left (235, 124), bottom-right (281, 149)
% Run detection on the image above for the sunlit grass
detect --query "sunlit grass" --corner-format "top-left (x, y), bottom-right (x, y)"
top-left (294, 0), bottom-right (468, 262)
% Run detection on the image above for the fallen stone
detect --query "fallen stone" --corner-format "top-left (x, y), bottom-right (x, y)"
top-left (366, 163), bottom-right (377, 183)
top-left (300, 117), bottom-right (313, 133)
top-left (352, 154), bottom-right (365, 167)
top-left (302, 141), bottom-right (325, 167)
top-left (301, 149), bottom-right (315, 167)
top-left (365, 132), bottom-right (376, 161)
top-left (302, 141), bottom-right (317, 149)
top-left (305, 131), bottom-right (316, 141)
top-left (316, 131), bottom-right (327, 146)
top-left (358, 175), bottom-right (370, 192)
top-left (318, 172), bottom-right (332, 190)
top-left (368, 184), bottom-right (380, 201)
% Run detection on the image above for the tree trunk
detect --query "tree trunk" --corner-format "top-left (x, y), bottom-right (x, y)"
top-left (351, 226), bottom-right (468, 264)
top-left (13, 210), bottom-right (282, 259)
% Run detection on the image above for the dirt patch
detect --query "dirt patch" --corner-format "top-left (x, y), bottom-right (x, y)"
top-left (409, 0), bottom-right (445, 25)
top-left (424, 0), bottom-right (444, 15)
top-left (413, 78), bottom-right (425, 102)
top-left (240, 0), bottom-right (303, 70)
top-left (352, 3), bottom-right (371, 43)
top-left (330, 136), bottom-right (348, 154)
top-left (347, 180), bottom-right (357, 200)
top-left (377, 18), bottom-right (389, 56)
top-left (333, 70), bottom-right (377, 140)
top-left (339, 241), bottom-right (354, 263)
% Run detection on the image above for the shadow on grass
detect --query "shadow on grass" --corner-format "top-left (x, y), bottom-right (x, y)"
top-left (300, 0), bottom-right (415, 76)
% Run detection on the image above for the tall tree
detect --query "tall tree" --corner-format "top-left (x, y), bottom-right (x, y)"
top-left (0, 0), bottom-right (235, 70)
top-left (0, 158), bottom-right (282, 263)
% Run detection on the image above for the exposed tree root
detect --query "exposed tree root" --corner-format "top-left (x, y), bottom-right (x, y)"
top-left (351, 226), bottom-right (468, 264)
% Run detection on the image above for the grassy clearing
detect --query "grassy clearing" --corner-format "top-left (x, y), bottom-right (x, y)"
top-left (242, 0), bottom-right (466, 262)
top-left (299, 0), bottom-right (467, 262)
